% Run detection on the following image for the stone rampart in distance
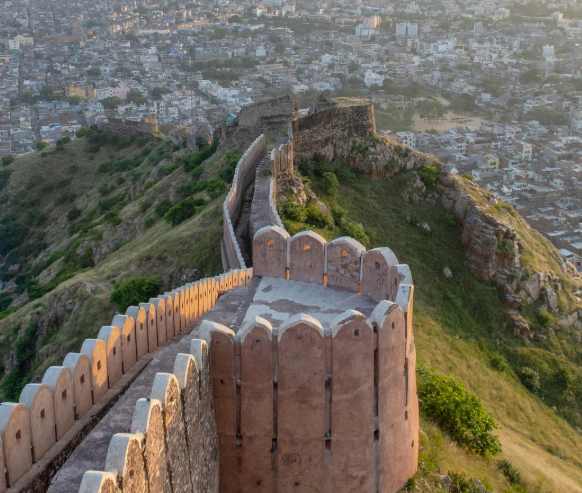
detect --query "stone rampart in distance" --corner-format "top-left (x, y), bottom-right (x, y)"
top-left (291, 99), bottom-right (376, 159)
top-left (235, 95), bottom-right (297, 128)
top-left (97, 116), bottom-right (158, 137)
top-left (222, 135), bottom-right (267, 270)
top-left (0, 269), bottom-right (251, 493)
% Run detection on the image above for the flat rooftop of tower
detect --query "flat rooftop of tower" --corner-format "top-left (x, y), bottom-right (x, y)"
top-left (242, 276), bottom-right (378, 331)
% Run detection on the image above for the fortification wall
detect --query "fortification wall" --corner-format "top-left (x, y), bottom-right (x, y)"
top-left (235, 95), bottom-right (296, 128)
top-left (206, 226), bottom-right (418, 493)
top-left (291, 102), bottom-right (376, 159)
top-left (222, 135), bottom-right (267, 270)
top-left (97, 116), bottom-right (158, 137)
top-left (2, 268), bottom-right (254, 493)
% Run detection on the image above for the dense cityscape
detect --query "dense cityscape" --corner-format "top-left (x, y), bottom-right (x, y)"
top-left (2, 0), bottom-right (582, 265)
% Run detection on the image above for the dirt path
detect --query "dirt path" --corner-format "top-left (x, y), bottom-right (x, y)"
top-left (413, 111), bottom-right (487, 132)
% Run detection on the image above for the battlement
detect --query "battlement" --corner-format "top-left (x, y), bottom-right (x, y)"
top-left (97, 116), bottom-right (158, 138)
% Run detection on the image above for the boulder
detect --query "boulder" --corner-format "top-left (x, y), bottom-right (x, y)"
top-left (503, 293), bottom-right (522, 310)
top-left (443, 267), bottom-right (453, 278)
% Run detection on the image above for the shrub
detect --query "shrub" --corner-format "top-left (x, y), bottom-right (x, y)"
top-left (330, 206), bottom-right (347, 225)
top-left (443, 213), bottom-right (456, 226)
top-left (343, 221), bottom-right (370, 248)
top-left (537, 310), bottom-right (554, 328)
top-left (0, 169), bottom-right (11, 192)
top-left (461, 172), bottom-right (474, 181)
top-left (66, 206), bottom-right (82, 221)
top-left (36, 141), bottom-right (48, 151)
top-left (519, 367), bottom-right (541, 393)
top-left (144, 216), bottom-right (155, 229)
top-left (496, 459), bottom-right (523, 486)
top-left (54, 191), bottom-right (76, 205)
top-left (110, 276), bottom-right (162, 312)
top-left (76, 127), bottom-right (90, 138)
top-left (447, 471), bottom-right (485, 493)
top-left (103, 210), bottom-right (122, 226)
top-left (322, 171), bottom-right (339, 197)
top-left (419, 165), bottom-right (437, 185)
top-left (417, 364), bottom-right (502, 456)
top-left (154, 199), bottom-right (173, 217)
top-left (1, 155), bottom-right (14, 166)
top-left (489, 353), bottom-right (509, 372)
top-left (1, 323), bottom-right (39, 400)
top-left (61, 136), bottom-right (71, 144)
top-left (204, 178), bottom-right (227, 199)
top-left (140, 200), bottom-right (152, 213)
top-left (164, 197), bottom-right (206, 226)
top-left (280, 202), bottom-right (307, 222)
top-left (305, 205), bottom-right (333, 229)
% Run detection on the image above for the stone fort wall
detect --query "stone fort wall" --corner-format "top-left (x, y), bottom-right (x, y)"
top-left (0, 269), bottom-right (253, 493)
top-left (291, 101), bottom-right (376, 159)
top-left (235, 95), bottom-right (296, 128)
top-left (97, 116), bottom-right (158, 138)
top-left (222, 135), bottom-right (267, 270)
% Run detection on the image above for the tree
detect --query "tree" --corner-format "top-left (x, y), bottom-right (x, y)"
top-left (36, 141), bottom-right (48, 151)
top-left (127, 89), bottom-right (148, 106)
top-left (87, 66), bottom-right (101, 77)
top-left (40, 84), bottom-right (54, 101)
top-left (369, 83), bottom-right (380, 94)
top-left (450, 97), bottom-right (466, 115)
top-left (100, 96), bottom-right (123, 109)
top-left (68, 96), bottom-right (82, 105)
top-left (418, 99), bottom-right (446, 122)
top-left (382, 78), bottom-right (397, 94)
top-left (322, 172), bottom-right (339, 198)
top-left (228, 15), bottom-right (242, 23)
top-left (124, 31), bottom-right (138, 42)
top-left (151, 86), bottom-right (171, 98)
top-left (348, 62), bottom-right (360, 74)
top-left (520, 68), bottom-right (542, 84)
top-left (523, 107), bottom-right (567, 126)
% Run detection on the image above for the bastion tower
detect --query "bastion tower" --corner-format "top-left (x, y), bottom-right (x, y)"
top-left (0, 100), bottom-right (418, 493)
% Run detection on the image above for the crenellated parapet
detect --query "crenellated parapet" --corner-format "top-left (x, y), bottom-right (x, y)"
top-left (252, 226), bottom-right (413, 305)
top-left (0, 269), bottom-right (253, 492)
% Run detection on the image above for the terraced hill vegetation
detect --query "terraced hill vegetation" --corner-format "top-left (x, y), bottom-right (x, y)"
top-left (2, 125), bottom-right (582, 492)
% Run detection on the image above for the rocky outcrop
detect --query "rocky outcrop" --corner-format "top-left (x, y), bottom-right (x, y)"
top-left (309, 135), bottom-right (440, 179)
top-left (439, 174), bottom-right (521, 282)
top-left (30, 281), bottom-right (110, 336)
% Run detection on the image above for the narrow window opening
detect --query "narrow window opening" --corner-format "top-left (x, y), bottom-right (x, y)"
top-left (113, 347), bottom-right (117, 356)
top-left (375, 261), bottom-right (381, 270)
top-left (97, 360), bottom-right (102, 371)
top-left (392, 322), bottom-right (395, 329)
top-left (15, 430), bottom-right (21, 441)
top-left (80, 374), bottom-right (85, 384)
top-left (303, 244), bottom-right (310, 251)
top-left (267, 239), bottom-right (273, 246)
top-left (127, 334), bottom-right (131, 343)
top-left (325, 439), bottom-right (331, 451)
top-left (341, 249), bottom-right (348, 257)
top-left (374, 429), bottom-right (379, 442)
top-left (353, 328), bottom-right (360, 338)
top-left (62, 390), bottom-right (67, 401)
top-left (140, 323), bottom-right (144, 331)
top-left (40, 409), bottom-right (45, 419)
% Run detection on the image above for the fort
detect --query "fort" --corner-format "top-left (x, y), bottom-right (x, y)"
top-left (97, 116), bottom-right (158, 138)
top-left (0, 98), bottom-right (419, 493)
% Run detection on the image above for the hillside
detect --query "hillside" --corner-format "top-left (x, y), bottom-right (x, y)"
top-left (0, 127), bottom-right (236, 397)
top-left (277, 151), bottom-right (582, 492)
top-left (2, 122), bottom-right (582, 492)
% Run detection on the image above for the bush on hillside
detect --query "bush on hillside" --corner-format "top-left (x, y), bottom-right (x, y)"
top-left (154, 199), bottom-right (173, 217)
top-left (1, 324), bottom-right (39, 400)
top-left (419, 165), bottom-right (437, 185)
top-left (110, 276), bottom-right (162, 312)
top-left (322, 171), bottom-right (339, 197)
top-left (305, 205), bottom-right (333, 229)
top-left (417, 364), bottom-right (502, 457)
top-left (447, 471), bottom-right (486, 493)
top-left (343, 221), bottom-right (370, 248)
top-left (164, 197), bottom-right (206, 226)
top-left (496, 459), bottom-right (523, 486)
top-left (0, 169), bottom-right (11, 191)
top-left (280, 202), bottom-right (307, 222)
top-left (1, 155), bottom-right (14, 166)
top-left (519, 367), bottom-right (541, 393)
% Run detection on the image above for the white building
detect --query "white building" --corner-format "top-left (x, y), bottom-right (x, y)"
top-left (474, 22), bottom-right (483, 36)
top-left (395, 21), bottom-right (418, 37)
top-left (396, 131), bottom-right (416, 149)
top-left (542, 45), bottom-right (555, 56)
